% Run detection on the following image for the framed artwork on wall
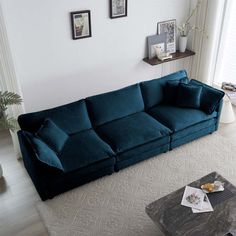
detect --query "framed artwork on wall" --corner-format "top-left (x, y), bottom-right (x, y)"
top-left (157, 19), bottom-right (176, 53)
top-left (71, 10), bottom-right (92, 40)
top-left (110, 0), bottom-right (128, 19)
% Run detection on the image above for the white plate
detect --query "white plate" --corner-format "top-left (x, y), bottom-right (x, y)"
top-left (201, 181), bottom-right (224, 194)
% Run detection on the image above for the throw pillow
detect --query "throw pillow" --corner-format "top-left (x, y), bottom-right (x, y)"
top-left (25, 131), bottom-right (64, 171)
top-left (190, 79), bottom-right (225, 114)
top-left (164, 78), bottom-right (189, 105)
top-left (176, 83), bottom-right (202, 109)
top-left (36, 119), bottom-right (68, 154)
top-left (164, 80), bottom-right (179, 104)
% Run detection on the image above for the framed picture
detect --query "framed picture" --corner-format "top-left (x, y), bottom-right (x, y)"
top-left (71, 10), bottom-right (92, 40)
top-left (110, 0), bottom-right (127, 19)
top-left (157, 19), bottom-right (176, 53)
top-left (147, 33), bottom-right (167, 59)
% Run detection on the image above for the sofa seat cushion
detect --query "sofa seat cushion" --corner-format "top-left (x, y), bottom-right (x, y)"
top-left (96, 112), bottom-right (171, 153)
top-left (59, 129), bottom-right (115, 172)
top-left (148, 104), bottom-right (217, 132)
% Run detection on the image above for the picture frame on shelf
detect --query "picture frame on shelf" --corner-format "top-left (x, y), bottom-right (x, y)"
top-left (157, 19), bottom-right (176, 53)
top-left (110, 0), bottom-right (128, 19)
top-left (147, 33), bottom-right (167, 59)
top-left (71, 10), bottom-right (92, 40)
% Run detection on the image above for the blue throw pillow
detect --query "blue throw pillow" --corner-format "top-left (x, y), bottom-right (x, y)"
top-left (164, 80), bottom-right (179, 105)
top-left (36, 119), bottom-right (68, 154)
top-left (176, 83), bottom-right (202, 109)
top-left (164, 78), bottom-right (189, 105)
top-left (25, 131), bottom-right (64, 171)
top-left (190, 79), bottom-right (225, 114)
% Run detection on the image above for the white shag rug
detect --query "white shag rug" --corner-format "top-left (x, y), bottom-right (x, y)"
top-left (36, 133), bottom-right (236, 236)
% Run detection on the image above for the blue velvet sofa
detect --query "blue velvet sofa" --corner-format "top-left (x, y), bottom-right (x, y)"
top-left (17, 70), bottom-right (224, 200)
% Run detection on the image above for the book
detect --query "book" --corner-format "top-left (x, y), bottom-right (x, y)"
top-left (192, 194), bottom-right (213, 213)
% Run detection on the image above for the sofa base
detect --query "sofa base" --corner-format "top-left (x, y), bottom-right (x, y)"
top-left (18, 130), bottom-right (116, 201)
top-left (45, 165), bottom-right (115, 200)
top-left (171, 125), bottom-right (216, 149)
top-left (115, 143), bottom-right (169, 171)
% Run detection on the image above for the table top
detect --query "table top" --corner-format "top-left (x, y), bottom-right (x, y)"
top-left (146, 172), bottom-right (236, 236)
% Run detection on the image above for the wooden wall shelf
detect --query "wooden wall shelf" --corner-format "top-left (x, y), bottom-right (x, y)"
top-left (143, 49), bottom-right (195, 66)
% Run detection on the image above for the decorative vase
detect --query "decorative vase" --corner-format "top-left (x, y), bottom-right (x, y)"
top-left (0, 164), bottom-right (2, 178)
top-left (179, 36), bottom-right (188, 53)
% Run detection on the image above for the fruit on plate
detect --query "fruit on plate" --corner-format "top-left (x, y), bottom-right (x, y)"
top-left (201, 183), bottom-right (215, 193)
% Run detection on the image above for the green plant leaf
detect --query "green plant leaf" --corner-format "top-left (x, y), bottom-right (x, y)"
top-left (0, 91), bottom-right (22, 132)
top-left (0, 91), bottom-right (22, 107)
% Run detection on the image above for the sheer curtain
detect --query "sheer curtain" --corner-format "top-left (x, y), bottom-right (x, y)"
top-left (189, 0), bottom-right (226, 85)
top-left (0, 3), bottom-right (25, 158)
top-left (214, 0), bottom-right (236, 84)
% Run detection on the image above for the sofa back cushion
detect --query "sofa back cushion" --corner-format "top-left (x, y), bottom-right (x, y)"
top-left (140, 70), bottom-right (188, 109)
top-left (18, 100), bottom-right (92, 134)
top-left (86, 84), bottom-right (144, 126)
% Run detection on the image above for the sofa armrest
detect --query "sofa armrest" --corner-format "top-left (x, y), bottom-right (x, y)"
top-left (189, 80), bottom-right (225, 124)
top-left (17, 130), bottom-right (61, 200)
top-left (192, 80), bottom-right (223, 130)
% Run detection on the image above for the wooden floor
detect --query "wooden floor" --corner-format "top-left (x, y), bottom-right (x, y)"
top-left (0, 109), bottom-right (236, 236)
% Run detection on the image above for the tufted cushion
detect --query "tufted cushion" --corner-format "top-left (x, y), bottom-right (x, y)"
top-left (96, 112), bottom-right (171, 153)
top-left (86, 84), bottom-right (144, 126)
top-left (25, 131), bottom-right (64, 171)
top-left (148, 104), bottom-right (217, 132)
top-left (190, 79), bottom-right (225, 114)
top-left (18, 99), bottom-right (92, 134)
top-left (176, 83), bottom-right (202, 109)
top-left (36, 119), bottom-right (68, 154)
top-left (140, 70), bottom-right (188, 109)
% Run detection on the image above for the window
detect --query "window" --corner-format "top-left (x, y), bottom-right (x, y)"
top-left (214, 0), bottom-right (236, 84)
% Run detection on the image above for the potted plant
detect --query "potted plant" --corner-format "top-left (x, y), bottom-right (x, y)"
top-left (177, 0), bottom-right (204, 52)
top-left (0, 91), bottom-right (22, 178)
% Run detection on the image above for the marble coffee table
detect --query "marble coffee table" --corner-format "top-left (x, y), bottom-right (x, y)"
top-left (146, 172), bottom-right (236, 236)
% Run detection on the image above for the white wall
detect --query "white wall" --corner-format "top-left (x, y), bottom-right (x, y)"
top-left (1, 0), bottom-right (191, 113)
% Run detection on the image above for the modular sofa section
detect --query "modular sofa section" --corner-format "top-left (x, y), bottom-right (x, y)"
top-left (18, 130), bottom-right (116, 200)
top-left (86, 83), bottom-right (172, 171)
top-left (18, 99), bottom-right (116, 200)
top-left (147, 100), bottom-right (223, 150)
